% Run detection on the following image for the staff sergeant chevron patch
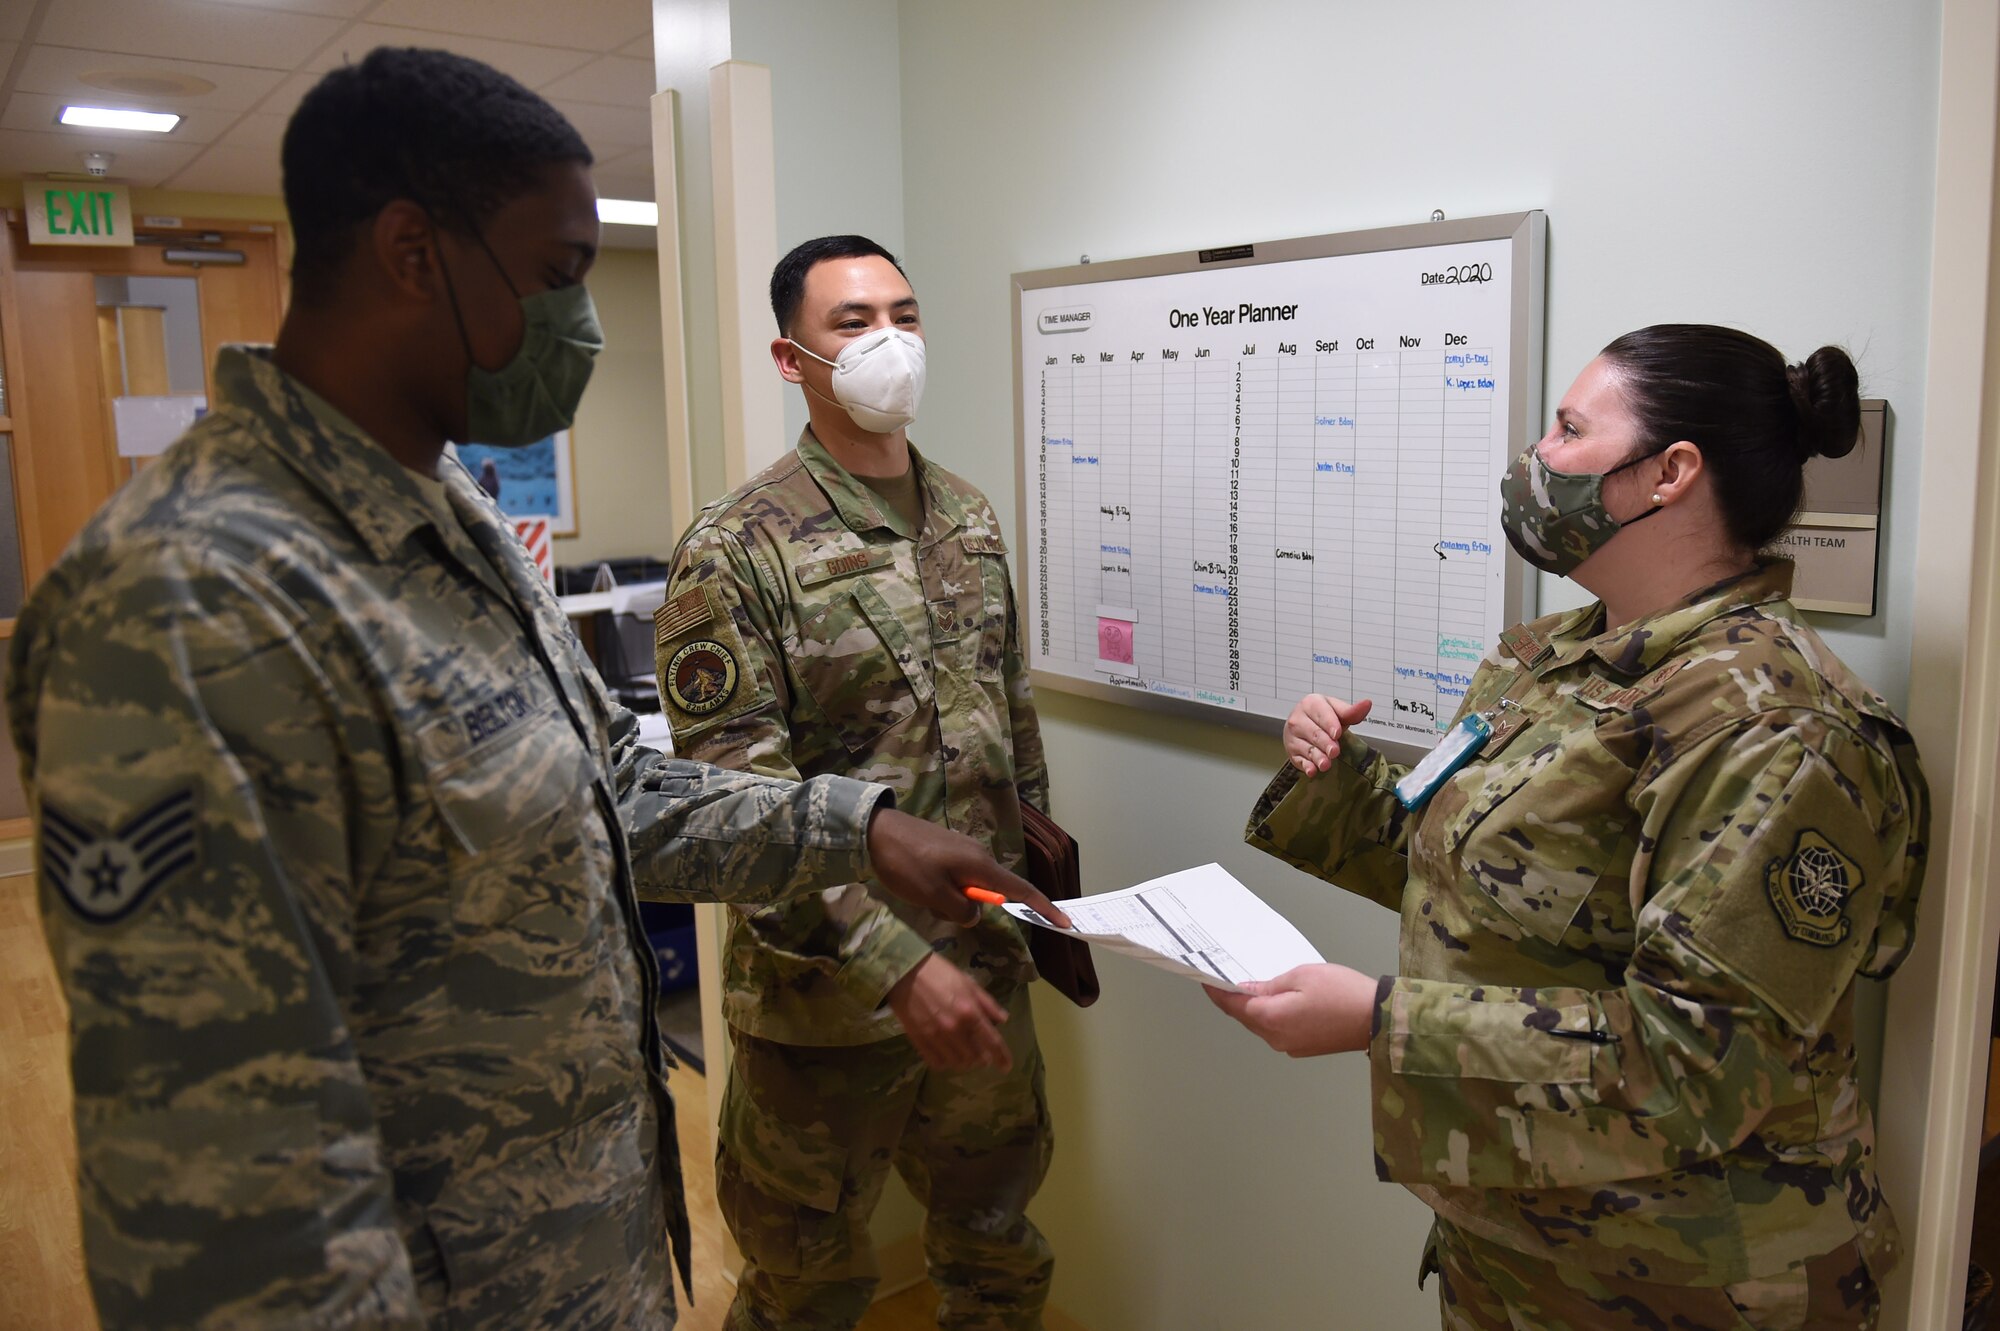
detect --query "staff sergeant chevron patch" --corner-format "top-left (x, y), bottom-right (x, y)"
top-left (41, 789), bottom-right (199, 925)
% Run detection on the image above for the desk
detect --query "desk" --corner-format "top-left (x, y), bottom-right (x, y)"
top-left (558, 582), bottom-right (668, 674)
top-left (557, 591), bottom-right (618, 618)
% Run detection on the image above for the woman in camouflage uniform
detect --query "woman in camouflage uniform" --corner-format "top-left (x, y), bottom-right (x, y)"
top-left (1211, 325), bottom-right (1928, 1331)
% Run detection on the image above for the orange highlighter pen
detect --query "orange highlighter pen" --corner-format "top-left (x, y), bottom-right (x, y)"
top-left (963, 885), bottom-right (1006, 906)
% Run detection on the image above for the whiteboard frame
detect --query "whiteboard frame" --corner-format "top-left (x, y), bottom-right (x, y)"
top-left (1010, 210), bottom-right (1546, 744)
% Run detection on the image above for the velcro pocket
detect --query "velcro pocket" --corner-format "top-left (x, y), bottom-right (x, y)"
top-left (787, 581), bottom-right (932, 755)
top-left (971, 553), bottom-right (1010, 682)
top-left (1384, 983), bottom-right (1593, 1085)
top-left (715, 1074), bottom-right (849, 1278)
top-left (1446, 720), bottom-right (1634, 947)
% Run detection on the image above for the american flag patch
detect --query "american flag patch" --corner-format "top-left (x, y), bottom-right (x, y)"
top-left (654, 586), bottom-right (713, 645)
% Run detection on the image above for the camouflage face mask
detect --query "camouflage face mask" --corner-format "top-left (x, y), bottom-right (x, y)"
top-left (1498, 443), bottom-right (1663, 576)
top-left (437, 223), bottom-right (603, 449)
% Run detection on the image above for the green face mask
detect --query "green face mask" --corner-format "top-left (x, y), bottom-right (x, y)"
top-left (1497, 442), bottom-right (1663, 576)
top-left (440, 231), bottom-right (603, 448)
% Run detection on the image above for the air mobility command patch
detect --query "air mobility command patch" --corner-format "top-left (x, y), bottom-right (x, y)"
top-left (1764, 829), bottom-right (1859, 947)
top-left (664, 639), bottom-right (739, 716)
top-left (41, 788), bottom-right (198, 925)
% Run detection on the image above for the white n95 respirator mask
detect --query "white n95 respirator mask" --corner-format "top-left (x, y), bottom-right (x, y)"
top-left (790, 327), bottom-right (927, 433)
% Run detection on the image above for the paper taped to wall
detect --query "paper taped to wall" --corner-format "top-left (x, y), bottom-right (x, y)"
top-left (1004, 862), bottom-right (1323, 992)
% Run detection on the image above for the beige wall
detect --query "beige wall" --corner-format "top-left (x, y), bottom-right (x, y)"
top-left (3, 178), bottom-right (669, 569)
top-left (555, 246), bottom-right (679, 568)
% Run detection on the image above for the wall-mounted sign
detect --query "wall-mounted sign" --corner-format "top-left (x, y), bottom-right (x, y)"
top-left (25, 177), bottom-right (134, 247)
top-left (112, 394), bottom-right (207, 458)
top-left (1767, 399), bottom-right (1887, 616)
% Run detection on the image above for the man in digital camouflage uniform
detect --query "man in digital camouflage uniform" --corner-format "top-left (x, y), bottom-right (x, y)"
top-left (6, 54), bottom-right (1057, 1331)
top-left (658, 236), bottom-right (1055, 1331)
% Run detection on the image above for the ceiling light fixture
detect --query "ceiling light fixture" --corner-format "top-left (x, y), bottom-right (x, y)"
top-left (597, 198), bottom-right (658, 227)
top-left (59, 105), bottom-right (181, 133)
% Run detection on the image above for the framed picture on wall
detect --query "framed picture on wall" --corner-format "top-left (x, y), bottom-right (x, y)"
top-left (452, 430), bottom-right (579, 536)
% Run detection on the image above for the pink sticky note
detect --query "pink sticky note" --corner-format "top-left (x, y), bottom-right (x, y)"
top-left (1098, 617), bottom-right (1135, 665)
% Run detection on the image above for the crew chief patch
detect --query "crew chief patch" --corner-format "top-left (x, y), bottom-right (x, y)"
top-left (665, 639), bottom-right (739, 716)
top-left (42, 789), bottom-right (199, 925)
top-left (1764, 829), bottom-right (1859, 947)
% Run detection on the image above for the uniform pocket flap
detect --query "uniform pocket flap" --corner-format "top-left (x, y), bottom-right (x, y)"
top-left (720, 1076), bottom-right (846, 1212)
top-left (421, 706), bottom-right (590, 855)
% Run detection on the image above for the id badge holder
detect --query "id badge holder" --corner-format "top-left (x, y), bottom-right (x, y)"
top-left (1394, 713), bottom-right (1492, 811)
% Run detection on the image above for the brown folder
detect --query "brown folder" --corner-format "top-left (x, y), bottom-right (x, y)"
top-left (1019, 801), bottom-right (1099, 1008)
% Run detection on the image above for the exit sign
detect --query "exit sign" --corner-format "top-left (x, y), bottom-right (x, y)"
top-left (25, 178), bottom-right (134, 247)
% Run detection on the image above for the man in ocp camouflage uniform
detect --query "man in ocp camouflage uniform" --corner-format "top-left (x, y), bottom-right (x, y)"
top-left (658, 236), bottom-right (1055, 1331)
top-left (6, 52), bottom-right (1059, 1331)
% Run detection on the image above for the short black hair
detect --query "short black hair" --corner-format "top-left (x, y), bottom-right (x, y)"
top-left (283, 47), bottom-right (592, 305)
top-left (770, 234), bottom-right (906, 334)
top-left (1601, 324), bottom-right (1861, 550)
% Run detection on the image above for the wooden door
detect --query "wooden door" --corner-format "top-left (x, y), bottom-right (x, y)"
top-left (9, 267), bottom-right (124, 580)
top-left (0, 214), bottom-right (285, 587)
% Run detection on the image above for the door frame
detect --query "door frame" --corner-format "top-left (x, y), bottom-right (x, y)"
top-left (1877, 1), bottom-right (2000, 1326)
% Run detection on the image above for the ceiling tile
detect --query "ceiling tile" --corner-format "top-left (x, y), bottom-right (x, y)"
top-left (618, 32), bottom-right (650, 59)
top-left (37, 0), bottom-right (346, 70)
top-left (551, 99), bottom-right (649, 154)
top-left (367, 0), bottom-right (648, 55)
top-left (3, 90), bottom-right (235, 145)
top-left (0, 127), bottom-right (202, 188)
top-left (592, 145), bottom-right (653, 185)
top-left (259, 70), bottom-right (327, 117)
top-left (162, 142), bottom-right (283, 194)
top-left (539, 55), bottom-right (652, 108)
top-left (592, 168), bottom-right (656, 204)
top-left (595, 144), bottom-right (653, 173)
top-left (214, 111), bottom-right (288, 151)
top-left (0, 41), bottom-right (17, 71)
top-left (17, 44), bottom-right (288, 113)
top-left (0, 9), bottom-right (28, 42)
top-left (308, 24), bottom-right (594, 89)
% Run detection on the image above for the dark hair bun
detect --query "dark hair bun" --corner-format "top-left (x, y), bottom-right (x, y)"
top-left (1785, 346), bottom-right (1861, 461)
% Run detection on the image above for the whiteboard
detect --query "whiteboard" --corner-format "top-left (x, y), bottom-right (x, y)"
top-left (1011, 212), bottom-right (1545, 750)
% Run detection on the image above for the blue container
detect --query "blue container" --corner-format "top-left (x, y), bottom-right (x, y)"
top-left (640, 901), bottom-right (699, 992)
top-left (650, 924), bottom-right (698, 991)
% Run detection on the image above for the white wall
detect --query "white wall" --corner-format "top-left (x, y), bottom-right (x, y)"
top-left (655, 0), bottom-right (735, 512)
top-left (890, 3), bottom-right (1943, 1328)
top-left (733, 0), bottom-right (905, 455)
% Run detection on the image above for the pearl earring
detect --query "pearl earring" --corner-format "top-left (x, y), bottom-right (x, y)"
top-left (1652, 493), bottom-right (1663, 505)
